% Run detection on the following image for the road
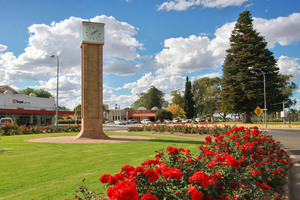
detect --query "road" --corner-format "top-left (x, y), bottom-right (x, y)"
top-left (266, 128), bottom-right (300, 200)
top-left (103, 124), bottom-right (132, 132)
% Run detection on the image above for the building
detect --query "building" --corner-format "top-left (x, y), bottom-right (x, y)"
top-left (107, 106), bottom-right (158, 122)
top-left (127, 109), bottom-right (157, 122)
top-left (0, 85), bottom-right (74, 126)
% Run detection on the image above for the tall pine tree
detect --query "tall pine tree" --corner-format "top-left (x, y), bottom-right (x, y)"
top-left (183, 76), bottom-right (195, 119)
top-left (221, 11), bottom-right (296, 122)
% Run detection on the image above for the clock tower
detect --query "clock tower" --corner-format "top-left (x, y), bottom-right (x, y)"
top-left (76, 21), bottom-right (109, 139)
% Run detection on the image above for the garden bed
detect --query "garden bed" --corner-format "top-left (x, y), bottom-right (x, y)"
top-left (76, 126), bottom-right (293, 200)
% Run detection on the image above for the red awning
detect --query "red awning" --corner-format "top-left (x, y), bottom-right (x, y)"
top-left (0, 108), bottom-right (74, 115)
top-left (132, 113), bottom-right (156, 117)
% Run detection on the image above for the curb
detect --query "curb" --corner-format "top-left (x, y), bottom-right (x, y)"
top-left (287, 152), bottom-right (300, 200)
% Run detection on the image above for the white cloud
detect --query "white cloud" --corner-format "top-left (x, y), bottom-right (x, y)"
top-left (158, 0), bottom-right (249, 11)
top-left (155, 13), bottom-right (300, 76)
top-left (277, 56), bottom-right (300, 79)
top-left (0, 15), bottom-right (143, 85)
top-left (38, 75), bottom-right (81, 98)
top-left (0, 44), bottom-right (7, 52)
top-left (191, 72), bottom-right (222, 82)
top-left (91, 15), bottom-right (143, 60)
top-left (104, 60), bottom-right (142, 76)
top-left (254, 13), bottom-right (300, 47)
top-left (123, 72), bottom-right (186, 102)
top-left (155, 23), bottom-right (233, 75)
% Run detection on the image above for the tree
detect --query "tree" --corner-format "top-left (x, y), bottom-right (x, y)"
top-left (167, 104), bottom-right (186, 119)
top-left (183, 77), bottom-right (195, 119)
top-left (192, 77), bottom-right (224, 120)
top-left (171, 90), bottom-right (184, 107)
top-left (73, 104), bottom-right (109, 120)
top-left (19, 88), bottom-right (53, 98)
top-left (73, 104), bottom-right (81, 119)
top-left (134, 86), bottom-right (165, 110)
top-left (155, 109), bottom-right (173, 122)
top-left (221, 10), bottom-right (296, 122)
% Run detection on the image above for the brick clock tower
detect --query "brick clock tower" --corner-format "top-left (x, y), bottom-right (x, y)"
top-left (76, 21), bottom-right (109, 139)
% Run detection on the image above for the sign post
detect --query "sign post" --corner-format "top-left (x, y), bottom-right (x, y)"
top-left (254, 106), bottom-right (263, 130)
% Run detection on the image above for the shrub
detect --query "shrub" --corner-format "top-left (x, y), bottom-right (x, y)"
top-left (91, 126), bottom-right (293, 200)
top-left (0, 124), bottom-right (81, 136)
top-left (155, 109), bottom-right (173, 122)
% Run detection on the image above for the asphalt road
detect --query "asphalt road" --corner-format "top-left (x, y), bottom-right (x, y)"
top-left (265, 128), bottom-right (300, 200)
top-left (266, 128), bottom-right (300, 160)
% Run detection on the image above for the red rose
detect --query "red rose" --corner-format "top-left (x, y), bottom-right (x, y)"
top-left (141, 192), bottom-right (159, 200)
top-left (107, 180), bottom-right (139, 200)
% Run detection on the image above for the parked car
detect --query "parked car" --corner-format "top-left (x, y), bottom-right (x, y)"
top-left (141, 119), bottom-right (153, 124)
top-left (126, 119), bottom-right (139, 124)
top-left (163, 119), bottom-right (172, 123)
top-left (0, 117), bottom-right (13, 125)
top-left (195, 118), bottom-right (205, 122)
top-left (181, 119), bottom-right (192, 123)
top-left (173, 118), bottom-right (181, 123)
top-left (114, 120), bottom-right (127, 125)
top-left (105, 120), bottom-right (114, 124)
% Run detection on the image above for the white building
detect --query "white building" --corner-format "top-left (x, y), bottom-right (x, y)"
top-left (0, 85), bottom-right (73, 126)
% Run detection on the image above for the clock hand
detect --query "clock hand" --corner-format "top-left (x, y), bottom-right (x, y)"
top-left (91, 30), bottom-right (97, 35)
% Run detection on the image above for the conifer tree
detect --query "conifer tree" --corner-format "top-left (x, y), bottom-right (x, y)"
top-left (183, 76), bottom-right (195, 119)
top-left (221, 11), bottom-right (296, 122)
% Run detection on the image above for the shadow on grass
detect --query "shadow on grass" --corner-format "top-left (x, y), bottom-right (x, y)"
top-left (148, 138), bottom-right (204, 145)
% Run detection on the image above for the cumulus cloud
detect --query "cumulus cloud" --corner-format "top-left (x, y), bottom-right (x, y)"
top-left (38, 75), bottom-right (81, 98)
top-left (123, 72), bottom-right (186, 102)
top-left (0, 15), bottom-right (143, 85)
top-left (191, 72), bottom-right (222, 82)
top-left (277, 56), bottom-right (300, 79)
top-left (254, 13), bottom-right (300, 47)
top-left (0, 44), bottom-right (7, 52)
top-left (157, 0), bottom-right (249, 11)
top-left (155, 23), bottom-right (233, 75)
top-left (104, 60), bottom-right (142, 76)
top-left (155, 13), bottom-right (300, 75)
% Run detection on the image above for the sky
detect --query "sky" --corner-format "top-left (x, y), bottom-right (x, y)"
top-left (0, 0), bottom-right (300, 111)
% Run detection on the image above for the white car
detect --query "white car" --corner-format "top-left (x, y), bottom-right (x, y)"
top-left (0, 117), bottom-right (13, 125)
top-left (127, 119), bottom-right (139, 124)
top-left (141, 119), bottom-right (153, 124)
top-left (114, 120), bottom-right (127, 125)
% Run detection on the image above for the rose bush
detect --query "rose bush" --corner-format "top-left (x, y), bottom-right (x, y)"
top-left (128, 124), bottom-right (232, 135)
top-left (0, 124), bottom-right (81, 136)
top-left (94, 126), bottom-right (293, 200)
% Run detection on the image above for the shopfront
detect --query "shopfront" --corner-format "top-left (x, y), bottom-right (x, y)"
top-left (0, 85), bottom-right (73, 126)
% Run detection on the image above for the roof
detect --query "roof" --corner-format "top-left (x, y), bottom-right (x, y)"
top-left (131, 113), bottom-right (156, 117)
top-left (0, 85), bottom-right (18, 94)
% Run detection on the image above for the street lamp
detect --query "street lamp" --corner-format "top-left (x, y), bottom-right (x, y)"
top-left (49, 54), bottom-right (59, 130)
top-left (249, 67), bottom-right (267, 128)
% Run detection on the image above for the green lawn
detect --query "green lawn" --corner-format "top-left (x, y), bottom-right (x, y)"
top-left (0, 132), bottom-right (204, 200)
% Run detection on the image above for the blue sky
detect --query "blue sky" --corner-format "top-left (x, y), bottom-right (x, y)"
top-left (0, 0), bottom-right (300, 111)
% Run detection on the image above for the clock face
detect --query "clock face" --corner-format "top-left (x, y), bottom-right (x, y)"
top-left (81, 22), bottom-right (104, 44)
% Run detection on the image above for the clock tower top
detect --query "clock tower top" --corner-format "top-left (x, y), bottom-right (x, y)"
top-left (80, 21), bottom-right (105, 45)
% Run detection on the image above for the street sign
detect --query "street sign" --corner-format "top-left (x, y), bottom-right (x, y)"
top-left (254, 106), bottom-right (263, 117)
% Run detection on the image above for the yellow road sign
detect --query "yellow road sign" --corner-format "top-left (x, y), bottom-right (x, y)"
top-left (254, 106), bottom-right (263, 117)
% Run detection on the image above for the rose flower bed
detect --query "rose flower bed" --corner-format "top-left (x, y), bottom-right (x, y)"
top-left (75, 126), bottom-right (293, 200)
top-left (0, 123), bottom-right (81, 135)
top-left (128, 124), bottom-right (233, 135)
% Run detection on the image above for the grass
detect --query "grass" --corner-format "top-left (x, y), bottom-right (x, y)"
top-left (0, 132), bottom-right (204, 200)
